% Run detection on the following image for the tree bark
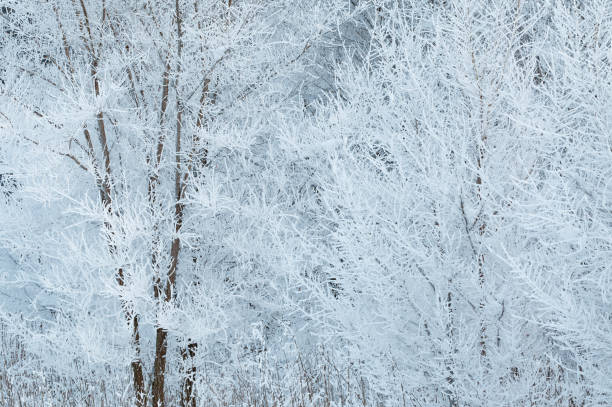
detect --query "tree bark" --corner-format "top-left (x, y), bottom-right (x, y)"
top-left (181, 342), bottom-right (197, 407)
top-left (131, 314), bottom-right (147, 407)
top-left (152, 2), bottom-right (184, 405)
top-left (74, 3), bottom-right (147, 401)
top-left (152, 327), bottom-right (169, 407)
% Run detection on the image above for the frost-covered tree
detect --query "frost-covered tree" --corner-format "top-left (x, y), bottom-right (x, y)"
top-left (0, 0), bottom-right (353, 405)
top-left (279, 1), bottom-right (612, 405)
top-left (1, 0), bottom-right (610, 406)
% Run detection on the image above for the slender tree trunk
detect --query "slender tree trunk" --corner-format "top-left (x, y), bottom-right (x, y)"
top-left (152, 327), bottom-right (169, 407)
top-left (181, 342), bottom-right (197, 407)
top-left (175, 2), bottom-right (215, 395)
top-left (152, 219), bottom-right (183, 406)
top-left (76, 2), bottom-right (148, 400)
top-left (476, 119), bottom-right (487, 362)
top-left (131, 314), bottom-right (147, 407)
top-left (471, 48), bottom-right (488, 363)
top-left (152, 2), bottom-right (184, 405)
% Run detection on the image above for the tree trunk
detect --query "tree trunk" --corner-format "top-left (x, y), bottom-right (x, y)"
top-left (152, 327), bottom-right (169, 407)
top-left (131, 314), bottom-right (146, 407)
top-left (180, 342), bottom-right (197, 407)
top-left (73, 3), bottom-right (149, 403)
top-left (152, 2), bottom-right (184, 403)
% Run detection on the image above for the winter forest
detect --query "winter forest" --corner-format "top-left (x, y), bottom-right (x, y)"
top-left (0, 0), bottom-right (611, 406)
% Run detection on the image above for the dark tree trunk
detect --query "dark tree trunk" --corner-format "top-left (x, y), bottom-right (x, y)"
top-left (181, 342), bottom-right (197, 407)
top-left (152, 327), bottom-right (169, 407)
top-left (131, 314), bottom-right (146, 407)
top-left (152, 1), bottom-right (184, 402)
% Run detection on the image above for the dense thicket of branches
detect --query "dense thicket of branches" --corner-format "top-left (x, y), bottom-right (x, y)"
top-left (0, 0), bottom-right (610, 406)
